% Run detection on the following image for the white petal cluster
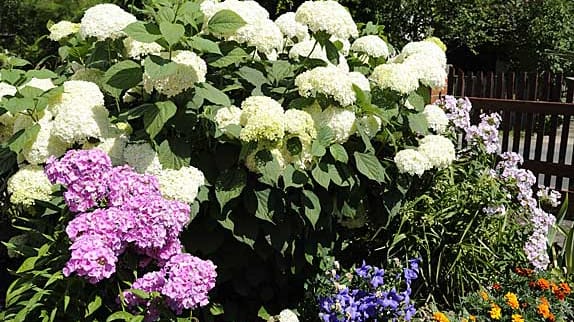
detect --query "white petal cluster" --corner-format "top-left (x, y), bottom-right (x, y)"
top-left (399, 40), bottom-right (446, 65)
top-left (7, 165), bottom-right (53, 206)
top-left (370, 63), bottom-right (419, 94)
top-left (295, 65), bottom-right (357, 107)
top-left (49, 81), bottom-right (110, 144)
top-left (143, 50), bottom-right (207, 97)
top-left (289, 40), bottom-right (327, 61)
top-left (418, 135), bottom-right (456, 169)
top-left (17, 111), bottom-right (69, 164)
top-left (21, 78), bottom-right (55, 92)
top-left (275, 12), bottom-right (309, 42)
top-left (351, 35), bottom-right (389, 58)
top-left (404, 54), bottom-right (447, 89)
top-left (48, 21), bottom-right (80, 41)
top-left (0, 82), bottom-right (17, 98)
top-left (278, 309), bottom-right (299, 322)
top-left (423, 104), bottom-right (449, 134)
top-left (123, 142), bottom-right (162, 175)
top-left (317, 106), bottom-right (356, 144)
top-left (123, 37), bottom-right (162, 60)
top-left (157, 166), bottom-right (206, 204)
top-left (215, 105), bottom-right (242, 130)
top-left (284, 109), bottom-right (317, 138)
top-left (348, 71), bottom-right (370, 92)
top-left (231, 19), bottom-right (283, 55)
top-left (80, 4), bottom-right (137, 41)
top-left (239, 96), bottom-right (285, 142)
top-left (394, 149), bottom-right (431, 176)
top-left (295, 1), bottom-right (358, 39)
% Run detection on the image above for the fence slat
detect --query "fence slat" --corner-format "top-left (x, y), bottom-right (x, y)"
top-left (544, 115), bottom-right (560, 187)
top-left (501, 109), bottom-right (511, 152)
top-left (512, 111), bottom-right (522, 153)
top-left (523, 112), bottom-right (534, 160)
top-left (556, 115), bottom-right (571, 190)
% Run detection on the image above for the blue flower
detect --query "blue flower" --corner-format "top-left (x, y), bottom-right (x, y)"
top-left (370, 267), bottom-right (385, 288)
top-left (355, 260), bottom-right (372, 278)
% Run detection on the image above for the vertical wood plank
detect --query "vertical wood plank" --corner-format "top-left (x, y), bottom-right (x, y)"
top-left (495, 72), bottom-right (504, 98)
top-left (458, 70), bottom-right (465, 97)
top-left (523, 112), bottom-right (534, 160)
top-left (534, 113), bottom-right (545, 164)
top-left (556, 114), bottom-right (571, 190)
top-left (512, 111), bottom-right (522, 153)
top-left (501, 109), bottom-right (511, 152)
top-left (544, 114), bottom-right (559, 186)
top-left (488, 72), bottom-right (495, 98)
top-left (507, 72), bottom-right (516, 100)
top-left (447, 66), bottom-right (455, 95)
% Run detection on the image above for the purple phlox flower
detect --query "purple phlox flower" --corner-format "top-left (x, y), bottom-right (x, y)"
top-left (63, 234), bottom-right (117, 284)
top-left (355, 261), bottom-right (371, 278)
top-left (370, 267), bottom-right (384, 288)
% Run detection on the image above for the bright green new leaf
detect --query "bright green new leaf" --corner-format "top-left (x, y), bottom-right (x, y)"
top-left (196, 83), bottom-right (231, 106)
top-left (189, 36), bottom-right (222, 55)
top-left (354, 151), bottom-right (386, 183)
top-left (329, 144), bottom-right (348, 163)
top-left (207, 10), bottom-right (246, 35)
top-left (123, 22), bottom-right (161, 43)
top-left (159, 22), bottom-right (185, 46)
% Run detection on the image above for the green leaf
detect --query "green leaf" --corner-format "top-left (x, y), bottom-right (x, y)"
top-left (8, 124), bottom-right (40, 154)
top-left (106, 311), bottom-right (135, 321)
top-left (26, 69), bottom-right (57, 79)
top-left (236, 66), bottom-right (269, 93)
top-left (16, 256), bottom-right (37, 273)
top-left (329, 144), bottom-right (348, 163)
top-left (158, 139), bottom-right (191, 170)
top-left (317, 126), bottom-right (334, 146)
top-left (104, 60), bottom-right (142, 92)
top-left (268, 60), bottom-right (293, 84)
top-left (143, 55), bottom-right (178, 80)
top-left (324, 40), bottom-right (340, 65)
top-left (209, 47), bottom-right (248, 68)
top-left (215, 168), bottom-right (246, 210)
top-left (207, 9), bottom-right (246, 35)
top-left (195, 83), bottom-right (231, 106)
top-left (254, 189), bottom-right (275, 224)
top-left (283, 165), bottom-right (308, 188)
top-left (143, 101), bottom-right (177, 139)
top-left (257, 307), bottom-right (271, 320)
top-left (354, 152), bottom-right (386, 183)
top-left (189, 36), bottom-right (222, 55)
top-left (4, 97), bottom-right (34, 114)
top-left (123, 22), bottom-right (161, 43)
top-left (18, 86), bottom-right (44, 98)
top-left (407, 113), bottom-right (429, 135)
top-left (311, 140), bottom-right (326, 157)
top-left (302, 190), bottom-right (321, 228)
top-left (286, 137), bottom-right (302, 155)
top-left (312, 162), bottom-right (330, 189)
top-left (406, 90), bottom-right (426, 112)
top-left (85, 295), bottom-right (101, 318)
top-left (209, 303), bottom-right (224, 316)
top-left (159, 22), bottom-right (185, 47)
top-left (157, 7), bottom-right (176, 24)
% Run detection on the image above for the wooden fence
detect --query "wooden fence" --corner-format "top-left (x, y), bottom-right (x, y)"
top-left (447, 68), bottom-right (574, 205)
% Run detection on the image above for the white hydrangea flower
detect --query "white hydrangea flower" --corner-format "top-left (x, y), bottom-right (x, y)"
top-left (357, 115), bottom-right (381, 138)
top-left (295, 1), bottom-right (358, 39)
top-left (395, 40), bottom-right (446, 66)
top-left (51, 104), bottom-right (110, 144)
top-left (295, 65), bottom-right (357, 107)
top-left (21, 78), bottom-right (55, 92)
top-left (351, 35), bottom-right (389, 58)
top-left (0, 82), bottom-right (17, 98)
top-left (7, 165), bottom-right (53, 206)
top-left (275, 12), bottom-right (309, 42)
top-left (202, 0), bottom-right (269, 30)
top-left (289, 39), bottom-right (328, 61)
top-left (284, 109), bottom-right (317, 138)
top-left (123, 142), bottom-right (162, 175)
top-left (394, 149), bottom-right (432, 176)
top-left (404, 54), bottom-right (447, 89)
top-left (278, 309), bottom-right (299, 322)
top-left (48, 20), bottom-right (80, 41)
top-left (370, 63), bottom-right (419, 94)
top-left (318, 106), bottom-right (356, 144)
top-left (157, 166), bottom-right (205, 204)
top-left (239, 96), bottom-right (285, 142)
top-left (348, 71), bottom-right (370, 92)
top-left (143, 50), bottom-right (207, 97)
top-left (245, 148), bottom-right (286, 173)
top-left (423, 104), bottom-right (449, 134)
top-left (48, 80), bottom-right (105, 116)
top-left (418, 135), bottom-right (456, 169)
top-left (80, 3), bottom-right (137, 41)
top-left (123, 37), bottom-right (162, 60)
top-left (231, 19), bottom-right (283, 55)
top-left (215, 105), bottom-right (242, 129)
top-left (19, 111), bottom-right (69, 164)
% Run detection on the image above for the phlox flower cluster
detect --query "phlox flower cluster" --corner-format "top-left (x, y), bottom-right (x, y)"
top-left (492, 152), bottom-right (556, 269)
top-left (44, 149), bottom-right (216, 316)
top-left (537, 186), bottom-right (562, 208)
top-left (467, 113), bottom-right (502, 154)
top-left (318, 259), bottom-right (420, 322)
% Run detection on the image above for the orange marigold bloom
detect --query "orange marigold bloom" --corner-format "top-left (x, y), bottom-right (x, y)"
top-left (537, 297), bottom-right (552, 319)
top-left (560, 282), bottom-right (571, 294)
top-left (490, 303), bottom-right (502, 320)
top-left (536, 278), bottom-right (551, 290)
top-left (505, 292), bottom-right (520, 310)
top-left (511, 313), bottom-right (525, 322)
top-left (479, 291), bottom-right (489, 301)
top-left (433, 312), bottom-right (450, 322)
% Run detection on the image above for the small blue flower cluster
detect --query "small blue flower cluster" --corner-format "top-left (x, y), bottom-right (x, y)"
top-left (318, 259), bottom-right (420, 322)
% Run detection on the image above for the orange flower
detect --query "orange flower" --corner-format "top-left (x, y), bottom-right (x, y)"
top-left (537, 297), bottom-right (552, 319)
top-left (536, 278), bottom-right (551, 290)
top-left (479, 290), bottom-right (489, 301)
top-left (514, 267), bottom-right (533, 276)
top-left (469, 315), bottom-right (476, 322)
top-left (433, 312), bottom-right (450, 322)
top-left (489, 303), bottom-right (502, 320)
top-left (560, 282), bottom-right (571, 294)
top-left (511, 314), bottom-right (524, 322)
top-left (553, 282), bottom-right (572, 300)
top-left (505, 292), bottom-right (520, 310)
